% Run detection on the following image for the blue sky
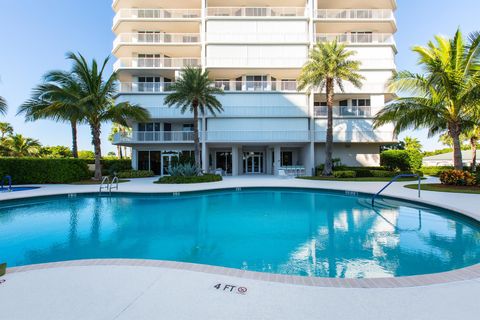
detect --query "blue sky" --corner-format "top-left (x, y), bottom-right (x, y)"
top-left (0, 0), bottom-right (479, 153)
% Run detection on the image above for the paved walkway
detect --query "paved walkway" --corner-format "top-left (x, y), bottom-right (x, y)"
top-left (0, 176), bottom-right (479, 319)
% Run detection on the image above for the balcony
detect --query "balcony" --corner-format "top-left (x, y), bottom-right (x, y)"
top-left (207, 57), bottom-right (305, 68)
top-left (206, 131), bottom-right (311, 142)
top-left (118, 82), bottom-right (174, 93)
top-left (207, 7), bottom-right (306, 18)
top-left (114, 33), bottom-right (201, 48)
top-left (316, 33), bottom-right (395, 46)
top-left (314, 106), bottom-right (372, 117)
top-left (114, 57), bottom-right (201, 70)
top-left (315, 9), bottom-right (394, 21)
top-left (314, 130), bottom-right (396, 143)
top-left (114, 8), bottom-right (201, 26)
top-left (207, 32), bottom-right (308, 43)
top-left (214, 80), bottom-right (300, 92)
top-left (114, 131), bottom-right (194, 144)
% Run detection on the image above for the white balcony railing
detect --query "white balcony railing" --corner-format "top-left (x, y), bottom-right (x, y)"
top-left (207, 57), bottom-right (306, 68)
top-left (214, 81), bottom-right (299, 92)
top-left (218, 106), bottom-right (308, 117)
top-left (316, 9), bottom-right (394, 21)
top-left (114, 8), bottom-right (201, 25)
top-left (114, 33), bottom-right (201, 47)
top-left (314, 131), bottom-right (396, 143)
top-left (207, 32), bottom-right (308, 43)
top-left (114, 131), bottom-right (194, 144)
top-left (316, 33), bottom-right (395, 45)
top-left (207, 7), bottom-right (306, 17)
top-left (206, 131), bottom-right (311, 142)
top-left (314, 106), bottom-right (372, 117)
top-left (118, 82), bottom-right (175, 93)
top-left (114, 57), bottom-right (201, 70)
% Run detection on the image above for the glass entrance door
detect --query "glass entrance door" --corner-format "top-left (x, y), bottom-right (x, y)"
top-left (162, 154), bottom-right (176, 176)
top-left (216, 152), bottom-right (232, 174)
top-left (243, 152), bottom-right (264, 174)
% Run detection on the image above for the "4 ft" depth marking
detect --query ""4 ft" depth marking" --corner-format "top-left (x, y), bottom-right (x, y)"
top-left (214, 283), bottom-right (248, 295)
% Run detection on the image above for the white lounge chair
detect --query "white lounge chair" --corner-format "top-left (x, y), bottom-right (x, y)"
top-left (278, 169), bottom-right (289, 179)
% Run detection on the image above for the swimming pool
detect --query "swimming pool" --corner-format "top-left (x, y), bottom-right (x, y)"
top-left (1, 188), bottom-right (479, 278)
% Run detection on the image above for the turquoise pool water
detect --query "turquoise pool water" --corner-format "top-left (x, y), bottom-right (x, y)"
top-left (1, 188), bottom-right (479, 278)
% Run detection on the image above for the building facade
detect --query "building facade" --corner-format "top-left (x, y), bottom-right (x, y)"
top-left (112, 0), bottom-right (397, 176)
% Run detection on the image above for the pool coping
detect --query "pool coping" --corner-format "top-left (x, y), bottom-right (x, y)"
top-left (2, 182), bottom-right (480, 289)
top-left (6, 259), bottom-right (480, 289)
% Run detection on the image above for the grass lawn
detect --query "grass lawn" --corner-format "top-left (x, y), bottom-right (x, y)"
top-left (70, 179), bottom-right (130, 185)
top-left (298, 176), bottom-right (422, 182)
top-left (404, 183), bottom-right (480, 194)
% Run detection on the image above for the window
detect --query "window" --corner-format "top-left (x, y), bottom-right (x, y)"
top-left (352, 99), bottom-right (371, 116)
top-left (245, 75), bottom-right (267, 91)
top-left (138, 77), bottom-right (161, 92)
top-left (281, 79), bottom-right (296, 91)
top-left (350, 32), bottom-right (373, 43)
top-left (138, 54), bottom-right (161, 68)
top-left (215, 79), bottom-right (230, 91)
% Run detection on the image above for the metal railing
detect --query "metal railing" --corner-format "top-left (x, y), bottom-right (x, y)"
top-left (316, 33), bottom-right (395, 45)
top-left (114, 131), bottom-right (195, 143)
top-left (1, 175), bottom-right (12, 192)
top-left (207, 7), bottom-right (306, 17)
top-left (114, 57), bottom-right (201, 70)
top-left (208, 32), bottom-right (308, 42)
top-left (114, 33), bottom-right (201, 46)
top-left (213, 80), bottom-right (299, 92)
top-left (114, 8), bottom-right (201, 25)
top-left (314, 106), bottom-right (372, 117)
top-left (316, 9), bottom-right (394, 20)
top-left (372, 174), bottom-right (421, 206)
top-left (118, 82), bottom-right (174, 93)
top-left (206, 130), bottom-right (311, 142)
top-left (206, 57), bottom-right (306, 68)
top-left (314, 131), bottom-right (397, 143)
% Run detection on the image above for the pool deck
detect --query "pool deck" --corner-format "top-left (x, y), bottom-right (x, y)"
top-left (1, 176), bottom-right (479, 319)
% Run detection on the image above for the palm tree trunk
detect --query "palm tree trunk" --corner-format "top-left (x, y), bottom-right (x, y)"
top-left (450, 124), bottom-right (463, 170)
top-left (193, 101), bottom-right (201, 168)
top-left (471, 137), bottom-right (477, 172)
top-left (91, 123), bottom-right (103, 180)
top-left (70, 121), bottom-right (78, 158)
top-left (117, 146), bottom-right (123, 159)
top-left (322, 78), bottom-right (334, 176)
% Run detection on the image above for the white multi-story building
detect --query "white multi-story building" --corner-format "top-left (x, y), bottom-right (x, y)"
top-left (112, 0), bottom-right (397, 176)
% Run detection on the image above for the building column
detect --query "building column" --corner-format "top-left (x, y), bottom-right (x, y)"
top-left (131, 148), bottom-right (138, 170)
top-left (274, 145), bottom-right (281, 176)
top-left (201, 116), bottom-right (208, 172)
top-left (232, 145), bottom-right (239, 176)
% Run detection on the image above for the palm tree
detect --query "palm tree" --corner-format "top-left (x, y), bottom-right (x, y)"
top-left (5, 134), bottom-right (41, 157)
top-left (165, 67), bottom-right (223, 167)
top-left (65, 52), bottom-right (149, 179)
top-left (0, 96), bottom-right (7, 116)
top-left (465, 126), bottom-right (479, 171)
top-left (0, 122), bottom-right (13, 139)
top-left (374, 30), bottom-right (480, 170)
top-left (298, 41), bottom-right (364, 176)
top-left (108, 123), bottom-right (131, 159)
top-left (403, 136), bottom-right (423, 151)
top-left (18, 72), bottom-right (85, 158)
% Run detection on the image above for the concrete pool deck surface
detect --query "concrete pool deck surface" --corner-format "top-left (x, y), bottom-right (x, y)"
top-left (1, 176), bottom-right (479, 319)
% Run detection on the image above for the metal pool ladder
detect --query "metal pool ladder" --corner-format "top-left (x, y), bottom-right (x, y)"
top-left (99, 176), bottom-right (119, 196)
top-left (372, 174), bottom-right (421, 207)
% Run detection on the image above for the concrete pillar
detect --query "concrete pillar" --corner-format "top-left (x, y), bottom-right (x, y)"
top-left (201, 116), bottom-right (208, 172)
top-left (266, 148), bottom-right (273, 175)
top-left (131, 148), bottom-right (138, 170)
top-left (232, 145), bottom-right (239, 176)
top-left (274, 145), bottom-right (281, 176)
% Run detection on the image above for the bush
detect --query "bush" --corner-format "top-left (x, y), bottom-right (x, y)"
top-left (370, 170), bottom-right (397, 178)
top-left (156, 174), bottom-right (222, 184)
top-left (439, 170), bottom-right (477, 186)
top-left (0, 158), bottom-right (90, 184)
top-left (116, 170), bottom-right (154, 178)
top-left (381, 150), bottom-right (422, 171)
top-left (168, 163), bottom-right (201, 177)
top-left (333, 170), bottom-right (357, 178)
top-left (83, 159), bottom-right (132, 176)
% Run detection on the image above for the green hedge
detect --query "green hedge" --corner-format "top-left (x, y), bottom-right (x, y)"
top-left (117, 170), bottom-right (154, 178)
top-left (0, 158), bottom-right (90, 184)
top-left (420, 166), bottom-right (453, 177)
top-left (381, 150), bottom-right (423, 171)
top-left (333, 170), bottom-right (357, 178)
top-left (83, 159), bottom-right (132, 175)
top-left (156, 174), bottom-right (222, 184)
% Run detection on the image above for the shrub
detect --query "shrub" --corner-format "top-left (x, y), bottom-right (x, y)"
top-left (380, 150), bottom-right (422, 171)
top-left (116, 170), bottom-right (154, 178)
top-left (83, 159), bottom-right (132, 176)
top-left (168, 163), bottom-right (201, 177)
top-left (370, 170), bottom-right (397, 178)
top-left (156, 174), bottom-right (222, 184)
top-left (439, 170), bottom-right (477, 186)
top-left (0, 158), bottom-right (90, 184)
top-left (333, 170), bottom-right (357, 178)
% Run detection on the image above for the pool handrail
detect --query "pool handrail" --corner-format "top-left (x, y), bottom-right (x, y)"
top-left (109, 176), bottom-right (119, 194)
top-left (1, 175), bottom-right (12, 192)
top-left (99, 176), bottom-right (110, 194)
top-left (372, 174), bottom-right (421, 207)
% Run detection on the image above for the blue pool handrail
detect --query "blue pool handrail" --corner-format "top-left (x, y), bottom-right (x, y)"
top-left (1, 175), bottom-right (12, 192)
top-left (372, 174), bottom-right (421, 207)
